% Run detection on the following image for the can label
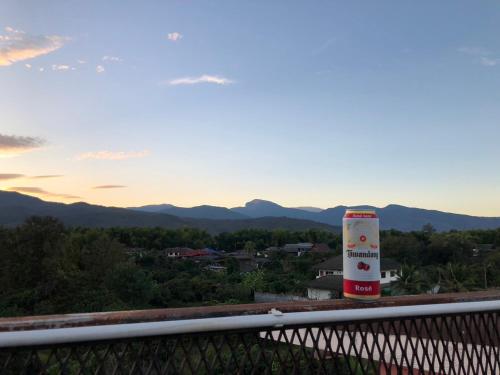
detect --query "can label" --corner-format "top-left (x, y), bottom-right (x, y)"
top-left (343, 210), bottom-right (380, 300)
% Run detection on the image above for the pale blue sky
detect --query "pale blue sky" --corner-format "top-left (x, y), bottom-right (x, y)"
top-left (1, 1), bottom-right (499, 215)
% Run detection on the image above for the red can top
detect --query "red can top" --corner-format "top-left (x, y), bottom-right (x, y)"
top-left (344, 209), bottom-right (378, 219)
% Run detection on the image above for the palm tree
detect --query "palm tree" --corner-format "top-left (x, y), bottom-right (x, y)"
top-left (392, 264), bottom-right (429, 295)
top-left (438, 263), bottom-right (476, 293)
top-left (482, 261), bottom-right (492, 289)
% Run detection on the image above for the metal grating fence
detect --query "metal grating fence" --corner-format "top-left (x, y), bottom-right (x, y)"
top-left (0, 304), bottom-right (499, 374)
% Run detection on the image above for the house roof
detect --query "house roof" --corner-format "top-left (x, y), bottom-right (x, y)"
top-left (255, 258), bottom-right (270, 264)
top-left (263, 243), bottom-right (316, 254)
top-left (307, 275), bottom-right (343, 291)
top-left (228, 251), bottom-right (254, 260)
top-left (474, 244), bottom-right (496, 251)
top-left (313, 255), bottom-right (400, 271)
top-left (205, 264), bottom-right (227, 270)
top-left (196, 255), bottom-right (221, 261)
top-left (164, 247), bottom-right (194, 255)
top-left (203, 248), bottom-right (223, 255)
top-left (311, 243), bottom-right (331, 252)
top-left (264, 246), bottom-right (280, 252)
top-left (283, 243), bottom-right (313, 251)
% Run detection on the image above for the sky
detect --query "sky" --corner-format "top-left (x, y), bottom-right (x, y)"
top-left (1, 0), bottom-right (500, 216)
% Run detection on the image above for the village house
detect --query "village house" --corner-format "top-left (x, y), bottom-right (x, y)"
top-left (307, 255), bottom-right (401, 300)
top-left (226, 251), bottom-right (258, 272)
top-left (310, 243), bottom-right (332, 253)
top-left (262, 243), bottom-right (313, 257)
top-left (221, 251), bottom-right (270, 273)
top-left (263, 243), bottom-right (331, 257)
top-left (307, 275), bottom-right (344, 300)
top-left (282, 242), bottom-right (314, 256)
top-left (125, 247), bottom-right (146, 257)
top-left (472, 243), bottom-right (498, 257)
top-left (163, 247), bottom-right (223, 260)
top-left (204, 263), bottom-right (227, 272)
top-left (164, 247), bottom-right (195, 258)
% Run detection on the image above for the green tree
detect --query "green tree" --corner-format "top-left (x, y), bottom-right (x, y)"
top-left (486, 252), bottom-right (500, 287)
top-left (422, 223), bottom-right (436, 235)
top-left (106, 263), bottom-right (155, 308)
top-left (244, 241), bottom-right (256, 256)
top-left (424, 232), bottom-right (474, 265)
top-left (437, 263), bottom-right (477, 293)
top-left (392, 264), bottom-right (429, 295)
top-left (242, 270), bottom-right (265, 292)
top-left (381, 234), bottom-right (423, 265)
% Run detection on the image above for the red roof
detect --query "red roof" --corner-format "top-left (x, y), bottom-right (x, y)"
top-left (311, 243), bottom-right (331, 252)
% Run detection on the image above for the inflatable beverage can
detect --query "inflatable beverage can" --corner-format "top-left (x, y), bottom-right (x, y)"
top-left (342, 209), bottom-right (380, 300)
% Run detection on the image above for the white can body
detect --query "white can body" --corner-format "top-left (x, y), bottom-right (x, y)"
top-left (342, 210), bottom-right (380, 300)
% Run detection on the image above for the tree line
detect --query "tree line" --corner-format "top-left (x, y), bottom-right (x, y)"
top-left (0, 216), bottom-right (499, 317)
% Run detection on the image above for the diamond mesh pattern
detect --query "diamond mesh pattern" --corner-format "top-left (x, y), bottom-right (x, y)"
top-left (1, 310), bottom-right (499, 374)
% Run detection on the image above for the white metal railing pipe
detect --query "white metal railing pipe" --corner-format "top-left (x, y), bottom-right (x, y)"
top-left (0, 300), bottom-right (499, 348)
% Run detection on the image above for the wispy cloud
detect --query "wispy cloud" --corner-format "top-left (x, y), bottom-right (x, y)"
top-left (102, 55), bottom-right (123, 62)
top-left (0, 173), bottom-right (24, 180)
top-left (167, 75), bottom-right (233, 86)
top-left (93, 185), bottom-right (127, 189)
top-left (52, 64), bottom-right (71, 71)
top-left (96, 65), bottom-right (105, 73)
top-left (167, 32), bottom-right (183, 42)
top-left (31, 175), bottom-right (63, 179)
top-left (312, 37), bottom-right (336, 56)
top-left (76, 150), bottom-right (150, 161)
top-left (0, 133), bottom-right (46, 157)
top-left (0, 174), bottom-right (62, 180)
top-left (0, 173), bottom-right (63, 180)
top-left (458, 46), bottom-right (488, 56)
top-left (480, 57), bottom-right (500, 67)
top-left (458, 46), bottom-right (499, 67)
top-left (0, 26), bottom-right (67, 66)
top-left (7, 186), bottom-right (80, 200)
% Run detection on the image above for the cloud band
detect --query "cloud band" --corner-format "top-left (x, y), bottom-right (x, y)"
top-left (0, 27), bottom-right (67, 66)
top-left (76, 150), bottom-right (150, 160)
top-left (0, 133), bottom-right (46, 156)
top-left (167, 75), bottom-right (233, 86)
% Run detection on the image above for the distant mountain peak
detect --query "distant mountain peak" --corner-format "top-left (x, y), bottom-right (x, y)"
top-left (194, 204), bottom-right (223, 209)
top-left (294, 206), bottom-right (324, 213)
top-left (128, 203), bottom-right (174, 213)
top-left (245, 199), bottom-right (282, 208)
top-left (383, 204), bottom-right (407, 209)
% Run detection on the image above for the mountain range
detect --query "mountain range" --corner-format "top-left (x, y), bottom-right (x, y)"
top-left (131, 199), bottom-right (500, 232)
top-left (0, 191), bottom-right (338, 234)
top-left (1, 191), bottom-right (499, 232)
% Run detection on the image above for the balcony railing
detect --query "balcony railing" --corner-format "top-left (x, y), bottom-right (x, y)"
top-left (0, 291), bottom-right (499, 374)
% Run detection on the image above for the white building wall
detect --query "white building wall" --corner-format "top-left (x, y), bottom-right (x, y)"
top-left (381, 271), bottom-right (390, 284)
top-left (307, 288), bottom-right (332, 300)
top-left (381, 269), bottom-right (399, 283)
top-left (317, 270), bottom-right (343, 278)
top-left (317, 268), bottom-right (400, 283)
top-left (389, 270), bottom-right (399, 282)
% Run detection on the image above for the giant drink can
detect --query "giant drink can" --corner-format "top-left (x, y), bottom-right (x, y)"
top-left (343, 209), bottom-right (380, 300)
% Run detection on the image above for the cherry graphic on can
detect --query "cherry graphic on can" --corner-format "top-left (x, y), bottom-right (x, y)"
top-left (357, 261), bottom-right (370, 271)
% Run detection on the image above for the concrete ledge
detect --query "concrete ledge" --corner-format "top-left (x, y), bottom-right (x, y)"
top-left (0, 290), bottom-right (499, 332)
